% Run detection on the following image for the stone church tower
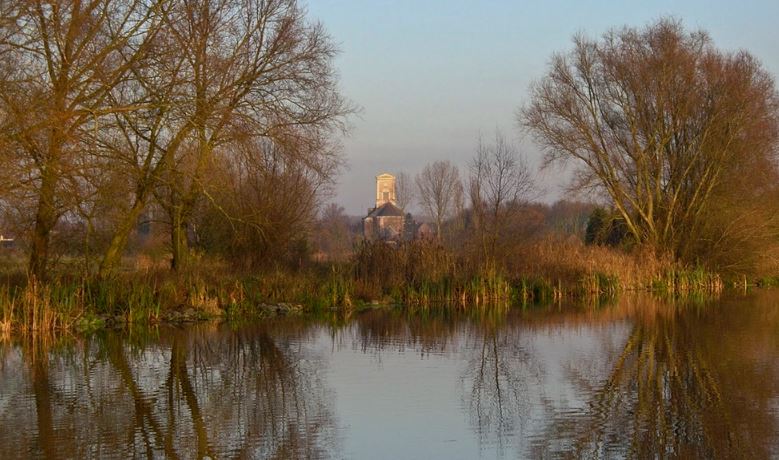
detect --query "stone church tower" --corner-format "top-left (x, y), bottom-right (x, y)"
top-left (375, 173), bottom-right (397, 207)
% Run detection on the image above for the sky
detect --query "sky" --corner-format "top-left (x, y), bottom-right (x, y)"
top-left (306, 0), bottom-right (779, 215)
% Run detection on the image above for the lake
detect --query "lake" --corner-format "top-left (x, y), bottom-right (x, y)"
top-left (1, 291), bottom-right (778, 459)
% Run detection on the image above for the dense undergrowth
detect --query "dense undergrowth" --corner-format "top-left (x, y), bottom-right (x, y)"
top-left (0, 238), bottom-right (743, 334)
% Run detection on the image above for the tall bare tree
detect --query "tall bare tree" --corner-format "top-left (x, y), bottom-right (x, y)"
top-left (416, 160), bottom-right (462, 240)
top-left (522, 18), bottom-right (779, 267)
top-left (95, 0), bottom-right (351, 274)
top-left (156, 0), bottom-right (349, 271)
top-left (0, 0), bottom-right (161, 279)
top-left (94, 25), bottom-right (192, 275)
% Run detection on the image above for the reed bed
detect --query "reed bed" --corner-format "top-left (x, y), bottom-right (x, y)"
top-left (0, 237), bottom-right (735, 332)
top-left (0, 271), bottom-right (231, 332)
top-left (0, 278), bottom-right (83, 332)
top-left (511, 237), bottom-right (724, 296)
top-left (351, 238), bottom-right (725, 309)
top-left (0, 262), bottom-right (358, 331)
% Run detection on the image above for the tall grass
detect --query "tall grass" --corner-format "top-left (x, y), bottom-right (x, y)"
top-left (0, 237), bottom-right (733, 333)
top-left (351, 238), bottom-right (724, 308)
top-left (353, 241), bottom-right (554, 308)
top-left (0, 278), bottom-right (83, 332)
top-left (0, 270), bottom-right (232, 332)
top-left (511, 236), bottom-right (724, 296)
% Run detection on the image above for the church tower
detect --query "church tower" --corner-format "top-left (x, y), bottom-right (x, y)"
top-left (375, 173), bottom-right (397, 208)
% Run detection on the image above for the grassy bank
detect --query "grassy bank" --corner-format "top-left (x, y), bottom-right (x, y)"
top-left (352, 238), bottom-right (725, 307)
top-left (0, 262), bottom-right (357, 333)
top-left (0, 238), bottom-right (738, 333)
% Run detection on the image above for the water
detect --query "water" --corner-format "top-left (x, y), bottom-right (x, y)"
top-left (1, 291), bottom-right (778, 459)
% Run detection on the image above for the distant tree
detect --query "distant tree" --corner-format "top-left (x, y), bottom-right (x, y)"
top-left (522, 18), bottom-right (779, 269)
top-left (585, 207), bottom-right (628, 247)
top-left (394, 172), bottom-right (415, 212)
top-left (315, 203), bottom-right (353, 261)
top-left (469, 131), bottom-right (534, 263)
top-left (546, 200), bottom-right (594, 239)
top-left (584, 208), bottom-right (608, 246)
top-left (416, 161), bottom-right (463, 239)
top-left (402, 212), bottom-right (417, 241)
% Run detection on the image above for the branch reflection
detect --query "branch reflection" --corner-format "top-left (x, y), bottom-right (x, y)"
top-left (532, 294), bottom-right (779, 458)
top-left (0, 320), bottom-right (338, 459)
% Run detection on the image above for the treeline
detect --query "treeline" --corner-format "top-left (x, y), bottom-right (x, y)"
top-left (313, 196), bottom-right (594, 263)
top-left (310, 129), bottom-right (726, 307)
top-left (0, 0), bottom-right (352, 279)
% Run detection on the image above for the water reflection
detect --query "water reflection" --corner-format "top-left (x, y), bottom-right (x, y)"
top-left (0, 321), bottom-right (338, 459)
top-left (531, 295), bottom-right (779, 459)
top-left (1, 293), bottom-right (778, 459)
top-left (461, 325), bottom-right (537, 454)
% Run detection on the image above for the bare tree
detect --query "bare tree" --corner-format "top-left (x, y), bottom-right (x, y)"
top-left (0, 0), bottom-right (351, 278)
top-left (394, 171), bottom-right (415, 212)
top-left (469, 131), bottom-right (534, 263)
top-left (194, 137), bottom-right (331, 269)
top-left (0, 0), bottom-right (162, 279)
top-left (94, 22), bottom-right (194, 275)
top-left (94, 0), bottom-right (351, 274)
top-left (416, 161), bottom-right (463, 240)
top-left (156, 0), bottom-right (350, 271)
top-left (522, 18), bottom-right (779, 267)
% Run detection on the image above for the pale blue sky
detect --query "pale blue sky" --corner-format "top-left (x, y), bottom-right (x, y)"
top-left (306, 1), bottom-right (779, 214)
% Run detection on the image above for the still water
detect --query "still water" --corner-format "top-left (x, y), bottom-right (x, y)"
top-left (1, 292), bottom-right (779, 459)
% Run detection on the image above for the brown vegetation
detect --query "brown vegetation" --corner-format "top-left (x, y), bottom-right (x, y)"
top-left (522, 18), bottom-right (779, 273)
top-left (467, 131), bottom-right (535, 265)
top-left (0, 0), bottom-right (352, 280)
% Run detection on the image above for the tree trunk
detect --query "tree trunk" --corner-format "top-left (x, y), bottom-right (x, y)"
top-left (28, 167), bottom-right (58, 281)
top-left (169, 134), bottom-right (210, 272)
top-left (170, 207), bottom-right (189, 271)
top-left (99, 197), bottom-right (148, 276)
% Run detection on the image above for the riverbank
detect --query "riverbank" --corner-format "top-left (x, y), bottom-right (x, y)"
top-left (0, 239), bottom-right (769, 334)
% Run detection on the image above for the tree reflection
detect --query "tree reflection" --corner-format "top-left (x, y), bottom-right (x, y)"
top-left (346, 308), bottom-right (539, 452)
top-left (0, 321), bottom-right (338, 459)
top-left (2, 295), bottom-right (778, 459)
top-left (532, 295), bottom-right (779, 458)
top-left (347, 308), bottom-right (463, 355)
top-left (30, 339), bottom-right (56, 460)
top-left (461, 325), bottom-right (536, 450)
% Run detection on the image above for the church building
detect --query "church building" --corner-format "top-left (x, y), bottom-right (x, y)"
top-left (362, 173), bottom-right (405, 240)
